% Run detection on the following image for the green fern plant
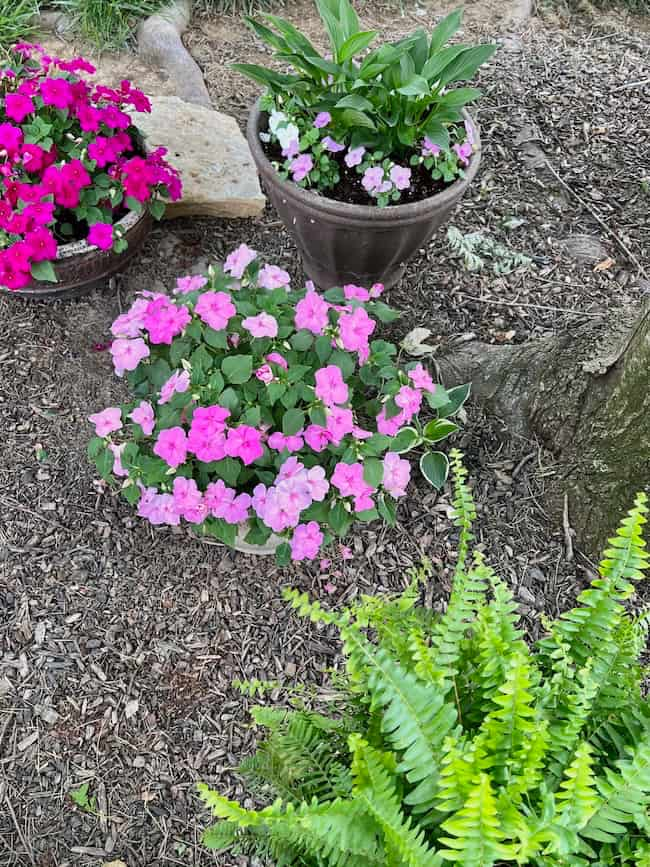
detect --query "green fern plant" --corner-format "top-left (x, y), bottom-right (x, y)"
top-left (198, 453), bottom-right (650, 866)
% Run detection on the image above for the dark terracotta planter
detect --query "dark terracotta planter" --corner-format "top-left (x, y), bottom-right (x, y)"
top-left (247, 101), bottom-right (481, 290)
top-left (2, 208), bottom-right (152, 301)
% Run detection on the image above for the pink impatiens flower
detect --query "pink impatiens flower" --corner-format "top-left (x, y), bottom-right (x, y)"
top-left (224, 425), bottom-right (263, 465)
top-left (331, 461), bottom-right (374, 512)
top-left (5, 93), bottom-right (34, 123)
top-left (382, 452), bottom-right (411, 498)
top-left (304, 466), bottom-right (329, 501)
top-left (194, 291), bottom-right (236, 331)
top-left (110, 337), bottom-right (150, 377)
top-left (111, 297), bottom-right (148, 338)
top-left (376, 406), bottom-right (407, 436)
top-left (255, 364), bottom-right (274, 384)
top-left (172, 477), bottom-right (206, 524)
top-left (87, 222), bottom-right (114, 251)
top-left (266, 351), bottom-right (288, 370)
top-left (453, 141), bottom-right (473, 166)
top-left (258, 264), bottom-right (291, 290)
top-left (175, 274), bottom-right (208, 294)
top-left (88, 406), bottom-right (122, 437)
top-left (422, 136), bottom-right (441, 158)
top-left (313, 111), bottom-right (331, 128)
top-left (153, 426), bottom-right (187, 468)
top-left (390, 165), bottom-right (411, 191)
top-left (362, 166), bottom-right (391, 195)
top-left (343, 284), bottom-right (370, 301)
top-left (395, 385), bottom-right (422, 419)
top-left (326, 406), bottom-right (354, 443)
top-left (322, 136), bottom-right (345, 153)
top-left (345, 146), bottom-right (365, 168)
top-left (408, 362), bottom-right (435, 393)
top-left (315, 365), bottom-right (348, 406)
top-left (143, 296), bottom-right (191, 345)
top-left (129, 400), bottom-right (155, 435)
top-left (159, 369), bottom-right (190, 404)
top-left (338, 306), bottom-right (375, 353)
top-left (304, 424), bottom-right (333, 452)
top-left (289, 154), bottom-right (313, 182)
top-left (108, 442), bottom-right (127, 477)
top-left (224, 243), bottom-right (257, 279)
top-left (295, 290), bottom-right (329, 334)
top-left (242, 312), bottom-right (278, 338)
top-left (290, 522), bottom-right (323, 561)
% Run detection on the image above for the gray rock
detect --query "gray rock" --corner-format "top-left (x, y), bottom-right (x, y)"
top-left (136, 96), bottom-right (265, 220)
top-left (561, 234), bottom-right (608, 265)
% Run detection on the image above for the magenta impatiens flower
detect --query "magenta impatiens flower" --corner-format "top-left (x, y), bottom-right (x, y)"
top-left (243, 312), bottom-right (278, 338)
top-left (5, 93), bottom-right (34, 123)
top-left (315, 365), bottom-right (348, 406)
top-left (313, 111), bottom-right (331, 129)
top-left (304, 424), bottom-right (333, 452)
top-left (289, 153), bottom-right (313, 182)
top-left (266, 351), bottom-right (288, 370)
top-left (87, 222), bottom-right (114, 251)
top-left (224, 243), bottom-right (257, 278)
top-left (129, 400), bottom-right (155, 435)
top-left (382, 452), bottom-right (411, 498)
top-left (224, 425), bottom-right (264, 465)
top-left (172, 477), bottom-right (206, 524)
top-left (143, 296), bottom-right (191, 344)
top-left (153, 426), bottom-right (187, 468)
top-left (110, 336), bottom-right (150, 377)
top-left (326, 406), bottom-right (354, 443)
top-left (194, 291), bottom-right (236, 331)
top-left (258, 264), bottom-right (291, 290)
top-left (290, 522), bottom-right (323, 561)
top-left (295, 290), bottom-right (329, 334)
top-left (88, 406), bottom-right (122, 437)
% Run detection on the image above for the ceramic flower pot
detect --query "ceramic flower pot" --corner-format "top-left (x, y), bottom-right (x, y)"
top-left (247, 100), bottom-right (482, 291)
top-left (2, 208), bottom-right (153, 301)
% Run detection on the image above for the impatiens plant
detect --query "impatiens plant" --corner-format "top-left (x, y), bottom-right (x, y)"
top-left (198, 465), bottom-right (650, 866)
top-left (237, 1), bottom-right (495, 205)
top-left (87, 245), bottom-right (469, 563)
top-left (0, 43), bottom-right (181, 291)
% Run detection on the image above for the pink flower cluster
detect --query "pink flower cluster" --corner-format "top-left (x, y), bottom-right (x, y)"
top-left (377, 364), bottom-right (436, 435)
top-left (0, 45), bottom-right (181, 291)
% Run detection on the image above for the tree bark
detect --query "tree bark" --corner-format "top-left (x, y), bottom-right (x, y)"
top-left (437, 301), bottom-right (650, 557)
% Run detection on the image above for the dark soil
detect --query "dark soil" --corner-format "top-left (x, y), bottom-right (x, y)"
top-left (263, 137), bottom-right (452, 206)
top-left (0, 2), bottom-right (649, 866)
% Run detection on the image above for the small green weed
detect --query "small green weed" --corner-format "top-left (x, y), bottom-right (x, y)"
top-left (69, 783), bottom-right (97, 814)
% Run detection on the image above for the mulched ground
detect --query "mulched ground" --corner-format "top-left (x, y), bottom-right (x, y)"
top-left (1, 3), bottom-right (649, 865)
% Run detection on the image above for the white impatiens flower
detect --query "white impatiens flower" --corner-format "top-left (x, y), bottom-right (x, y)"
top-left (268, 110), bottom-right (299, 150)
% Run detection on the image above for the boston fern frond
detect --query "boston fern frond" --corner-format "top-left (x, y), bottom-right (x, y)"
top-left (198, 484), bottom-right (649, 866)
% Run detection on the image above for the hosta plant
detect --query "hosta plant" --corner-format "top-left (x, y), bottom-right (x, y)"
top-left (198, 457), bottom-right (650, 865)
top-left (87, 245), bottom-right (468, 563)
top-left (237, 1), bottom-right (495, 206)
top-left (0, 43), bottom-right (181, 291)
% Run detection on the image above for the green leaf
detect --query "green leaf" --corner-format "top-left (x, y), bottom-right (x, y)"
top-left (315, 334), bottom-right (333, 363)
top-left (423, 419), bottom-right (459, 443)
top-left (439, 43), bottom-right (497, 86)
top-left (282, 408), bottom-right (305, 436)
top-left (340, 108), bottom-right (377, 130)
top-left (437, 382), bottom-right (471, 417)
top-left (310, 406), bottom-right (327, 427)
top-left (30, 260), bottom-right (57, 283)
top-left (204, 518), bottom-right (237, 547)
top-left (231, 63), bottom-right (300, 91)
top-left (337, 30), bottom-right (378, 62)
top-left (87, 436), bottom-right (104, 458)
top-left (267, 382), bottom-right (287, 405)
top-left (429, 8), bottom-right (463, 55)
top-left (363, 457), bottom-right (384, 488)
top-left (377, 494), bottom-right (397, 526)
top-left (149, 199), bottom-right (166, 220)
top-left (218, 387), bottom-right (240, 413)
top-left (125, 195), bottom-right (143, 213)
top-left (391, 427), bottom-right (421, 454)
top-left (190, 344), bottom-right (213, 378)
top-left (291, 329), bottom-right (314, 351)
top-left (210, 457), bottom-right (241, 486)
top-left (222, 355), bottom-right (253, 384)
top-left (204, 328), bottom-right (228, 350)
top-left (421, 119), bottom-right (450, 151)
top-left (356, 507), bottom-right (379, 522)
top-left (244, 521), bottom-right (273, 546)
top-left (335, 93), bottom-right (374, 112)
top-left (169, 338), bottom-right (192, 367)
top-left (329, 349), bottom-right (355, 379)
top-left (397, 74), bottom-right (430, 96)
top-left (96, 448), bottom-right (114, 481)
top-left (420, 451), bottom-right (449, 489)
top-left (367, 301), bottom-right (400, 323)
top-left (275, 542), bottom-right (292, 566)
top-left (329, 501), bottom-right (352, 536)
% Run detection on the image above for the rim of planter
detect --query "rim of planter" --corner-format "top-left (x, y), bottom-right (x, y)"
top-left (247, 99), bottom-right (482, 226)
top-left (3, 207), bottom-right (151, 301)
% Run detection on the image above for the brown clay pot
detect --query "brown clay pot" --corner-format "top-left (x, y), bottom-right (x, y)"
top-left (247, 100), bottom-right (482, 290)
top-left (2, 207), bottom-right (152, 301)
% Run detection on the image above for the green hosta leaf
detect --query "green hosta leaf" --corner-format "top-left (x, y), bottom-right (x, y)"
top-left (232, 63), bottom-right (300, 91)
top-left (30, 260), bottom-right (57, 283)
top-left (335, 93), bottom-right (374, 112)
top-left (222, 355), bottom-right (253, 384)
top-left (429, 8), bottom-right (463, 55)
top-left (337, 30), bottom-right (378, 62)
top-left (423, 419), bottom-right (459, 443)
top-left (391, 427), bottom-right (421, 454)
top-left (340, 108), bottom-right (376, 130)
top-left (420, 450), bottom-right (449, 488)
top-left (426, 386), bottom-right (451, 410)
top-left (397, 74), bottom-right (430, 96)
top-left (421, 119), bottom-right (450, 152)
top-left (439, 43), bottom-right (497, 86)
top-left (282, 408), bottom-right (305, 436)
top-left (437, 382), bottom-right (471, 417)
top-left (437, 86), bottom-right (482, 108)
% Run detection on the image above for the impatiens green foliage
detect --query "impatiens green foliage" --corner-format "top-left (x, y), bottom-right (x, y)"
top-left (198, 455), bottom-right (650, 865)
top-left (236, 1), bottom-right (495, 204)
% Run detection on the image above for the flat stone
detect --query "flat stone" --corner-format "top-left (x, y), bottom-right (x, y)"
top-left (560, 234), bottom-right (608, 265)
top-left (135, 96), bottom-right (265, 220)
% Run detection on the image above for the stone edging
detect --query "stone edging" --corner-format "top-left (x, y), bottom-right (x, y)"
top-left (137, 0), bottom-right (212, 109)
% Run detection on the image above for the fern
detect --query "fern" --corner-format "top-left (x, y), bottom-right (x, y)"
top-left (197, 484), bottom-right (649, 867)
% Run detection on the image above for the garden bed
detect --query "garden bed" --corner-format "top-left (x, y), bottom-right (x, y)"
top-left (0, 3), bottom-right (649, 865)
